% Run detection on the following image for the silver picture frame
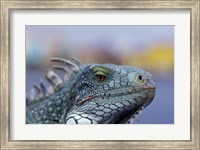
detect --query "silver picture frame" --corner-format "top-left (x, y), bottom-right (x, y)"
top-left (0, 0), bottom-right (199, 149)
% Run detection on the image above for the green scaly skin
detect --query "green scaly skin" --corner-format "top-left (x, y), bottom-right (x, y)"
top-left (26, 59), bottom-right (156, 124)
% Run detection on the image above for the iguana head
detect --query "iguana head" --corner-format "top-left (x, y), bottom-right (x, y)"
top-left (65, 63), bottom-right (156, 124)
top-left (27, 57), bottom-right (155, 124)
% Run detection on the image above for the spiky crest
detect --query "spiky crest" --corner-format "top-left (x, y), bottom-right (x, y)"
top-left (26, 57), bottom-right (81, 105)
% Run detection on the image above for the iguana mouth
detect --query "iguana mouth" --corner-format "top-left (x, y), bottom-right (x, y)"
top-left (75, 77), bottom-right (155, 107)
top-left (76, 86), bottom-right (155, 105)
top-left (75, 86), bottom-right (155, 111)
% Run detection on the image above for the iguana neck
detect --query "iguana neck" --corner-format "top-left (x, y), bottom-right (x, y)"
top-left (26, 74), bottom-right (79, 124)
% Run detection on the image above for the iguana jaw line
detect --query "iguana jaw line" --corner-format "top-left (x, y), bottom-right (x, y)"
top-left (76, 86), bottom-right (155, 106)
top-left (75, 74), bottom-right (156, 106)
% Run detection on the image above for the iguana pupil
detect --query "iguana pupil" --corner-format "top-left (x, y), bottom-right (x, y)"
top-left (26, 57), bottom-right (156, 124)
top-left (95, 74), bottom-right (107, 82)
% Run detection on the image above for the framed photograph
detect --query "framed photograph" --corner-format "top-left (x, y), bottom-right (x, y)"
top-left (1, 0), bottom-right (199, 149)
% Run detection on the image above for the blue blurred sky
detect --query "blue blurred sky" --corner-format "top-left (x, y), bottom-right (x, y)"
top-left (26, 25), bottom-right (173, 56)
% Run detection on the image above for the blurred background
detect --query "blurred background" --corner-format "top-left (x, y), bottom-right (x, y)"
top-left (26, 25), bottom-right (174, 124)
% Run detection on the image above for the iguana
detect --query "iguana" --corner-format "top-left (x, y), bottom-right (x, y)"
top-left (26, 57), bottom-right (156, 124)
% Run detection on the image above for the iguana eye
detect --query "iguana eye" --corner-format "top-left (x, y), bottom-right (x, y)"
top-left (94, 71), bottom-right (107, 82)
top-left (95, 74), bottom-right (107, 82)
top-left (91, 66), bottom-right (111, 82)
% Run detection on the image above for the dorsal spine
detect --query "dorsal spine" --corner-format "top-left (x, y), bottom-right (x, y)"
top-left (26, 57), bottom-right (81, 106)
